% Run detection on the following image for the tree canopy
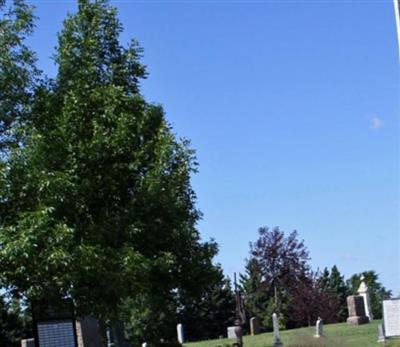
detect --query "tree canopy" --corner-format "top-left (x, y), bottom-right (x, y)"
top-left (0, 2), bottom-right (218, 342)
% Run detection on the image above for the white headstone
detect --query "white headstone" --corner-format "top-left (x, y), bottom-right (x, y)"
top-left (227, 326), bottom-right (236, 339)
top-left (358, 275), bottom-right (373, 321)
top-left (272, 313), bottom-right (283, 346)
top-left (250, 316), bottom-right (260, 335)
top-left (383, 299), bottom-right (400, 337)
top-left (177, 323), bottom-right (184, 344)
top-left (377, 323), bottom-right (386, 343)
top-left (21, 339), bottom-right (35, 347)
top-left (314, 317), bottom-right (323, 338)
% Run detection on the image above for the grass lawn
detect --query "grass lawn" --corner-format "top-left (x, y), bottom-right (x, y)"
top-left (184, 320), bottom-right (400, 347)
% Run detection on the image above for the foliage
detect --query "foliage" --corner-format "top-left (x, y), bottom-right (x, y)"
top-left (347, 270), bottom-right (392, 319)
top-left (0, 1), bottom-right (218, 344)
top-left (246, 226), bottom-right (310, 328)
top-left (286, 271), bottom-right (339, 328)
top-left (0, 0), bottom-right (39, 151)
top-left (240, 258), bottom-right (270, 330)
top-left (0, 294), bottom-right (31, 347)
top-left (319, 266), bottom-right (348, 322)
top-left (178, 267), bottom-right (236, 342)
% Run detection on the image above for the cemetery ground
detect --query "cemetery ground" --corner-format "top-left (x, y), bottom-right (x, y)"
top-left (184, 320), bottom-right (400, 347)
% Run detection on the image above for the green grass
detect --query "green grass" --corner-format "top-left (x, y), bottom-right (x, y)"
top-left (184, 320), bottom-right (400, 347)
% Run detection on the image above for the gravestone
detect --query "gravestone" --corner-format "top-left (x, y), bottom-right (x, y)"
top-left (383, 299), bottom-right (400, 337)
top-left (21, 339), bottom-right (35, 347)
top-left (177, 323), bottom-right (184, 344)
top-left (313, 317), bottom-right (323, 338)
top-left (377, 323), bottom-right (386, 343)
top-left (272, 313), bottom-right (283, 347)
top-left (250, 317), bottom-right (260, 336)
top-left (346, 295), bottom-right (369, 325)
top-left (32, 300), bottom-right (78, 347)
top-left (358, 275), bottom-right (373, 321)
top-left (76, 316), bottom-right (102, 347)
top-left (36, 320), bottom-right (77, 347)
top-left (227, 326), bottom-right (236, 339)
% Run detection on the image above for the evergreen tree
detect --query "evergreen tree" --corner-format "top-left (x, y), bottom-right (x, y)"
top-left (319, 266), bottom-right (348, 321)
top-left (177, 267), bottom-right (235, 342)
top-left (240, 258), bottom-right (270, 330)
top-left (319, 267), bottom-right (330, 290)
top-left (328, 265), bottom-right (348, 321)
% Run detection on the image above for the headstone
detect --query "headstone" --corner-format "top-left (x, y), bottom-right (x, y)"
top-left (76, 316), bottom-right (102, 347)
top-left (383, 299), bottom-right (400, 337)
top-left (32, 299), bottom-right (78, 347)
top-left (234, 319), bottom-right (243, 347)
top-left (21, 339), bottom-right (35, 347)
top-left (177, 323), bottom-right (184, 344)
top-left (357, 275), bottom-right (374, 321)
top-left (313, 317), bottom-right (323, 338)
top-left (227, 326), bottom-right (236, 339)
top-left (250, 317), bottom-right (260, 336)
top-left (272, 313), bottom-right (283, 347)
top-left (346, 295), bottom-right (369, 325)
top-left (37, 320), bottom-right (77, 347)
top-left (107, 322), bottom-right (130, 347)
top-left (377, 323), bottom-right (386, 343)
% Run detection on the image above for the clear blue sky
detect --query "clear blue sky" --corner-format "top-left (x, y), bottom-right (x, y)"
top-left (27, 0), bottom-right (399, 293)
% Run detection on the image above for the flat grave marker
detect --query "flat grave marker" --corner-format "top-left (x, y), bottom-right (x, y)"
top-left (383, 299), bottom-right (400, 337)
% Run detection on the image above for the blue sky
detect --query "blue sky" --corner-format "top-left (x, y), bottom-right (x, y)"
top-left (27, 0), bottom-right (399, 293)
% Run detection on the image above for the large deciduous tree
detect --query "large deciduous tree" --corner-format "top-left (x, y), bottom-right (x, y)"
top-left (0, 1), bottom-right (217, 342)
top-left (0, 0), bottom-right (39, 152)
top-left (249, 226), bottom-right (310, 315)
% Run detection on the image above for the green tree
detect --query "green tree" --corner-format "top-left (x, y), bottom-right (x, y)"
top-left (0, 0), bottom-right (39, 151)
top-left (0, 294), bottom-right (32, 347)
top-left (177, 267), bottom-right (235, 342)
top-left (240, 258), bottom-right (270, 330)
top-left (319, 266), bottom-right (348, 321)
top-left (347, 271), bottom-right (392, 319)
top-left (0, 1), bottom-right (217, 343)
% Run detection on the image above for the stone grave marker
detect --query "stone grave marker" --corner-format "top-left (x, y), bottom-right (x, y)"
top-left (250, 317), bottom-right (260, 336)
top-left (346, 295), bottom-right (369, 325)
top-left (227, 326), bottom-right (236, 339)
top-left (76, 316), bottom-right (102, 347)
top-left (272, 313), bottom-right (283, 347)
top-left (383, 299), bottom-right (400, 337)
top-left (377, 323), bottom-right (386, 343)
top-left (313, 317), bottom-right (323, 338)
top-left (32, 300), bottom-right (78, 347)
top-left (358, 275), bottom-right (373, 321)
top-left (177, 323), bottom-right (184, 344)
top-left (20, 338), bottom-right (35, 347)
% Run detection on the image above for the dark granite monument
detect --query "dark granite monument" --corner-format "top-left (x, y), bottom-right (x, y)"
top-left (346, 295), bottom-right (369, 325)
